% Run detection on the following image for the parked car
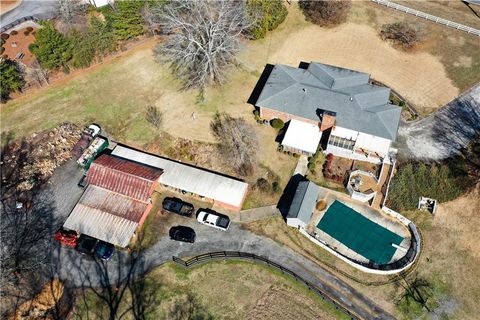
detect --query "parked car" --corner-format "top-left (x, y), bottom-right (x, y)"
top-left (196, 210), bottom-right (230, 231)
top-left (75, 234), bottom-right (98, 255)
top-left (54, 228), bottom-right (78, 247)
top-left (162, 197), bottom-right (194, 217)
top-left (169, 226), bottom-right (196, 243)
top-left (95, 241), bottom-right (115, 260)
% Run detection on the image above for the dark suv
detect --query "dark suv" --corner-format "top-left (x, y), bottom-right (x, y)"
top-left (75, 234), bottom-right (98, 255)
top-left (169, 226), bottom-right (196, 243)
top-left (162, 197), bottom-right (194, 217)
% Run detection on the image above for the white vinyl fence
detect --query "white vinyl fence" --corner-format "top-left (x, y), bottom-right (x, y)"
top-left (371, 0), bottom-right (480, 37)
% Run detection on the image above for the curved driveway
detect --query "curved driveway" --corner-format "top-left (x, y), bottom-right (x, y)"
top-left (0, 0), bottom-right (57, 26)
top-left (53, 216), bottom-right (395, 320)
top-left (397, 84), bottom-right (480, 160)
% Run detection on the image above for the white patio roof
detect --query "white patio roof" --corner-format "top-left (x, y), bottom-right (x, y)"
top-left (282, 119), bottom-right (322, 154)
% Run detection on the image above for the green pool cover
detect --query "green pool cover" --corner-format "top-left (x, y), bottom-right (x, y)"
top-left (317, 200), bottom-right (404, 265)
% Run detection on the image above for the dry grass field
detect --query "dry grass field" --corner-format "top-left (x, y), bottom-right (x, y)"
top-left (244, 184), bottom-right (480, 319)
top-left (75, 261), bottom-right (349, 320)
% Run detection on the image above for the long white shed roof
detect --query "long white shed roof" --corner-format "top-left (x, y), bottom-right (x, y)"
top-left (112, 145), bottom-right (248, 209)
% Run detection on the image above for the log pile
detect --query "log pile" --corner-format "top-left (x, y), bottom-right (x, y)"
top-left (1, 123), bottom-right (82, 193)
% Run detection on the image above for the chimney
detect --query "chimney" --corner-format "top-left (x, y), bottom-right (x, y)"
top-left (320, 111), bottom-right (336, 131)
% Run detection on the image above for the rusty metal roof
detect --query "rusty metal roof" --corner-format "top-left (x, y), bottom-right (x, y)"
top-left (87, 154), bottom-right (162, 202)
top-left (63, 185), bottom-right (149, 247)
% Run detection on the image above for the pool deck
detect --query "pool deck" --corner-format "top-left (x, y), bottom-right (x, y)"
top-left (307, 187), bottom-right (411, 265)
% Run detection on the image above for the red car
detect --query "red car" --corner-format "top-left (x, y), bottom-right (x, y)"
top-left (54, 228), bottom-right (79, 247)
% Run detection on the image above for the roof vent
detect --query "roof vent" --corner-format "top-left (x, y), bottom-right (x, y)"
top-left (349, 96), bottom-right (353, 101)
top-left (302, 88), bottom-right (307, 93)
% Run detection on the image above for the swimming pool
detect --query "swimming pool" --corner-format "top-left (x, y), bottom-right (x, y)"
top-left (317, 200), bottom-right (404, 265)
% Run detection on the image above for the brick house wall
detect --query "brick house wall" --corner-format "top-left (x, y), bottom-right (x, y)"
top-left (260, 107), bottom-right (319, 126)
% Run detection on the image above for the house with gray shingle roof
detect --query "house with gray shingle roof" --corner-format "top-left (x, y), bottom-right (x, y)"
top-left (255, 62), bottom-right (401, 163)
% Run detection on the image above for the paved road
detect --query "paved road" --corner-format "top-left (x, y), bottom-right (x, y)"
top-left (46, 161), bottom-right (395, 319)
top-left (0, 0), bottom-right (57, 27)
top-left (397, 84), bottom-right (480, 160)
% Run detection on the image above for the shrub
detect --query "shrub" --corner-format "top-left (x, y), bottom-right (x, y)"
top-left (316, 200), bottom-right (327, 211)
top-left (380, 22), bottom-right (420, 50)
top-left (0, 59), bottom-right (25, 102)
top-left (256, 178), bottom-right (271, 193)
top-left (26, 27), bottom-right (34, 32)
top-left (29, 21), bottom-right (73, 70)
top-left (299, 0), bottom-right (351, 27)
top-left (10, 30), bottom-right (18, 36)
top-left (270, 118), bottom-right (284, 129)
top-left (272, 181), bottom-right (281, 193)
top-left (387, 162), bottom-right (467, 211)
top-left (308, 162), bottom-right (316, 171)
top-left (399, 101), bottom-right (406, 107)
top-left (246, 0), bottom-right (288, 40)
top-left (0, 47), bottom-right (4, 55)
top-left (326, 153), bottom-right (334, 161)
top-left (253, 109), bottom-right (260, 119)
top-left (1, 33), bottom-right (9, 40)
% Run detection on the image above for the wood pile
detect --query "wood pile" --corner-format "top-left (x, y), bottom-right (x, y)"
top-left (1, 123), bottom-right (82, 192)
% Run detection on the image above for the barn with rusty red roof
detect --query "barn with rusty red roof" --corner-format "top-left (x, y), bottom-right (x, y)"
top-left (63, 154), bottom-right (163, 247)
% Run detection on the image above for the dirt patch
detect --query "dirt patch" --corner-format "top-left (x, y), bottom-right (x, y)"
top-left (246, 284), bottom-right (339, 320)
top-left (269, 22), bottom-right (459, 113)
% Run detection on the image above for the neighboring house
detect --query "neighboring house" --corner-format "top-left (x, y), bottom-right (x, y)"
top-left (255, 62), bottom-right (402, 163)
top-left (112, 144), bottom-right (249, 211)
top-left (63, 154), bottom-right (162, 247)
top-left (286, 180), bottom-right (320, 229)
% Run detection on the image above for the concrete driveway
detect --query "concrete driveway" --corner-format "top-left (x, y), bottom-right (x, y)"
top-left (397, 84), bottom-right (480, 160)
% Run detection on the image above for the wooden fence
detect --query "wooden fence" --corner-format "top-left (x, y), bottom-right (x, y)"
top-left (172, 251), bottom-right (359, 320)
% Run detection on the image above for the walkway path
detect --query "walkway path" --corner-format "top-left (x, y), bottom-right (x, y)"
top-left (293, 155), bottom-right (309, 176)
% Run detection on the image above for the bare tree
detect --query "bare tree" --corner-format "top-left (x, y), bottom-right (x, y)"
top-left (55, 0), bottom-right (88, 34)
top-left (154, 0), bottom-right (249, 93)
top-left (145, 105), bottom-right (163, 129)
top-left (211, 113), bottom-right (258, 176)
top-left (141, 1), bottom-right (162, 36)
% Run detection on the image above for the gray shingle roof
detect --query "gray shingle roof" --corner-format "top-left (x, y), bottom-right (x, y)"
top-left (255, 62), bottom-right (402, 140)
top-left (287, 181), bottom-right (320, 224)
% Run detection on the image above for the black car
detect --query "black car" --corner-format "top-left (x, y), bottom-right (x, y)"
top-left (95, 241), bottom-right (115, 260)
top-left (169, 226), bottom-right (196, 243)
top-left (162, 197), bottom-right (194, 217)
top-left (75, 234), bottom-right (98, 255)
